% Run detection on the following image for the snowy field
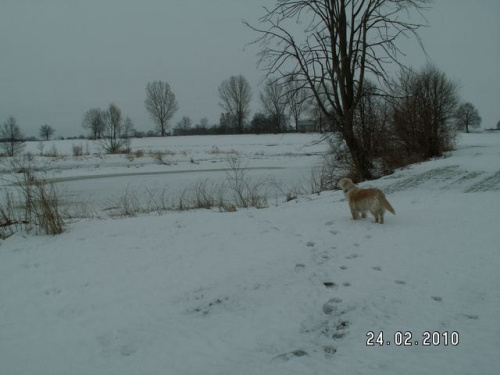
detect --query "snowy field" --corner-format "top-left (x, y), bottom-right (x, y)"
top-left (1, 132), bottom-right (499, 374)
top-left (1, 134), bottom-right (328, 213)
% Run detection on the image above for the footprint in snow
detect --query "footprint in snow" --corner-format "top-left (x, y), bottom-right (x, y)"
top-left (306, 241), bottom-right (315, 247)
top-left (323, 282), bottom-right (338, 289)
top-left (272, 350), bottom-right (308, 362)
top-left (44, 288), bottom-right (62, 296)
top-left (322, 297), bottom-right (343, 315)
top-left (395, 280), bottom-right (406, 285)
top-left (431, 296), bottom-right (443, 302)
top-left (340, 265), bottom-right (348, 270)
top-left (463, 314), bottom-right (479, 320)
top-left (295, 264), bottom-right (306, 272)
top-left (372, 266), bottom-right (382, 271)
top-left (345, 253), bottom-right (359, 260)
top-left (323, 345), bottom-right (337, 357)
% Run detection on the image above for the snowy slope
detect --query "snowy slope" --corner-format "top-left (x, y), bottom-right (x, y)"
top-left (1, 133), bottom-right (499, 375)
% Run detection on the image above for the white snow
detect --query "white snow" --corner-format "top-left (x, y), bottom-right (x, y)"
top-left (1, 132), bottom-right (499, 374)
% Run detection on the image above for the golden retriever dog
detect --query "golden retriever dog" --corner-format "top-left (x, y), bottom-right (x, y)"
top-left (338, 178), bottom-right (395, 224)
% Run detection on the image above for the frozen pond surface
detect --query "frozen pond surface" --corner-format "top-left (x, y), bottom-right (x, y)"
top-left (1, 133), bottom-right (330, 213)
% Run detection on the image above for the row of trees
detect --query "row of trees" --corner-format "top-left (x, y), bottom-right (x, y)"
top-left (243, 0), bottom-right (484, 179)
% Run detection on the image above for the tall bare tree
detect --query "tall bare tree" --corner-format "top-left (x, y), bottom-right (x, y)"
top-left (260, 80), bottom-right (288, 133)
top-left (82, 108), bottom-right (105, 140)
top-left (454, 102), bottom-right (481, 133)
top-left (218, 75), bottom-right (252, 134)
top-left (1, 116), bottom-right (25, 156)
top-left (145, 81), bottom-right (179, 136)
top-left (39, 124), bottom-right (55, 141)
top-left (246, 0), bottom-right (431, 179)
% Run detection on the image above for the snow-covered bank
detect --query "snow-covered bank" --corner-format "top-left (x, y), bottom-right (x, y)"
top-left (1, 133), bottom-right (499, 374)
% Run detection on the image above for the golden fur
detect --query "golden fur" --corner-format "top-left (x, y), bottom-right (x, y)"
top-left (337, 178), bottom-right (395, 224)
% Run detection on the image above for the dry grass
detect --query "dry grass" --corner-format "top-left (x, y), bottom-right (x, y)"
top-left (1, 165), bottom-right (65, 237)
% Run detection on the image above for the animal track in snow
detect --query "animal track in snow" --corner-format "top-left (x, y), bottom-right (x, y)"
top-left (322, 298), bottom-right (343, 315)
top-left (394, 280), bottom-right (406, 285)
top-left (372, 266), bottom-right (382, 271)
top-left (323, 282), bottom-right (338, 289)
top-left (431, 296), bottom-right (443, 302)
top-left (463, 314), bottom-right (479, 320)
top-left (295, 264), bottom-right (306, 272)
top-left (44, 288), bottom-right (62, 296)
top-left (272, 350), bottom-right (308, 362)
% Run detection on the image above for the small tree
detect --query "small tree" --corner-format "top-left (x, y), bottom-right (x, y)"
top-left (391, 65), bottom-right (459, 159)
top-left (174, 116), bottom-right (192, 136)
top-left (249, 113), bottom-right (273, 134)
top-left (218, 75), bottom-right (252, 134)
top-left (39, 124), bottom-right (55, 141)
top-left (454, 102), bottom-right (481, 133)
top-left (145, 81), bottom-right (179, 136)
top-left (82, 108), bottom-right (105, 140)
top-left (260, 80), bottom-right (288, 133)
top-left (286, 80), bottom-right (311, 132)
top-left (100, 104), bottom-right (132, 153)
top-left (1, 116), bottom-right (25, 156)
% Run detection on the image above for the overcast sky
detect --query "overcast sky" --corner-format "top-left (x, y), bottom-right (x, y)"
top-left (0, 0), bottom-right (499, 138)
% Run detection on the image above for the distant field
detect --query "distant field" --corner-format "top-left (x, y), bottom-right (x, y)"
top-left (3, 134), bottom-right (330, 214)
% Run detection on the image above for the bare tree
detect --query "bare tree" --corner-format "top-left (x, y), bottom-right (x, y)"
top-left (246, 0), bottom-right (431, 179)
top-left (1, 116), bottom-right (25, 156)
top-left (39, 124), bottom-right (55, 141)
top-left (218, 75), bottom-right (252, 134)
top-left (145, 81), bottom-right (179, 136)
top-left (454, 102), bottom-right (481, 133)
top-left (260, 80), bottom-right (288, 133)
top-left (82, 108), bottom-right (105, 140)
top-left (100, 103), bottom-right (132, 153)
top-left (286, 79), bottom-right (311, 132)
top-left (391, 65), bottom-right (459, 159)
top-left (353, 81), bottom-right (391, 159)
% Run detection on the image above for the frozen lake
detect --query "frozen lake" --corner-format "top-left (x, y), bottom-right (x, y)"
top-left (2, 133), bottom-right (330, 214)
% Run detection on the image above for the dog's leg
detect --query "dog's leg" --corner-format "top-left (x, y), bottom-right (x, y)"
top-left (350, 206), bottom-right (359, 220)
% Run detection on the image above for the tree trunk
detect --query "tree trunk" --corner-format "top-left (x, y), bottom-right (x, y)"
top-left (343, 116), bottom-right (373, 180)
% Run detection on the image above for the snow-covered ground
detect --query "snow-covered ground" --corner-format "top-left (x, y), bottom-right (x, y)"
top-left (0, 132), bottom-right (499, 374)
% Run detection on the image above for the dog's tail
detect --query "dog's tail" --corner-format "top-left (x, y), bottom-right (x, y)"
top-left (380, 193), bottom-right (395, 215)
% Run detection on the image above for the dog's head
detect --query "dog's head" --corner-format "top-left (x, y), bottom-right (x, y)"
top-left (338, 178), bottom-right (356, 193)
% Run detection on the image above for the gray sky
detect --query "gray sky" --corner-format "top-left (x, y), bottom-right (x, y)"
top-left (1, 0), bottom-right (499, 138)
